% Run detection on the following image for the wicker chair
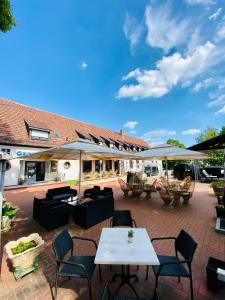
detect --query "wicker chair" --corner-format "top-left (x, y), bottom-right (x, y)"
top-left (118, 178), bottom-right (131, 197)
top-left (159, 187), bottom-right (173, 206)
top-left (182, 181), bottom-right (195, 206)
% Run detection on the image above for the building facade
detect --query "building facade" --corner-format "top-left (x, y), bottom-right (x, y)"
top-left (0, 98), bottom-right (162, 186)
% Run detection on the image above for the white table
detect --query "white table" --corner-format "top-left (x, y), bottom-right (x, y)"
top-left (95, 228), bottom-right (159, 295)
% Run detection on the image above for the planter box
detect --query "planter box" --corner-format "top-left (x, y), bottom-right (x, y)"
top-left (206, 257), bottom-right (225, 291)
top-left (213, 187), bottom-right (224, 197)
top-left (5, 233), bottom-right (44, 280)
top-left (215, 206), bottom-right (225, 219)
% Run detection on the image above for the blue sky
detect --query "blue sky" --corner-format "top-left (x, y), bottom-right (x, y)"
top-left (0, 0), bottom-right (225, 147)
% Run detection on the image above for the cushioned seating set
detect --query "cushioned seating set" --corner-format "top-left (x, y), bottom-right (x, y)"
top-left (33, 185), bottom-right (114, 231)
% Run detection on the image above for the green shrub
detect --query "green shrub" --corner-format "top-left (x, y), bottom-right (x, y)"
top-left (11, 240), bottom-right (37, 255)
top-left (211, 181), bottom-right (225, 189)
top-left (66, 179), bottom-right (78, 185)
top-left (2, 202), bottom-right (16, 217)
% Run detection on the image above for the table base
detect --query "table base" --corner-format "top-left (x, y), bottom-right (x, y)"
top-left (112, 265), bottom-right (139, 297)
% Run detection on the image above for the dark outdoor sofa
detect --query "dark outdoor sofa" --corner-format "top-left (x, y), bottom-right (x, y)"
top-left (33, 197), bottom-right (69, 231)
top-left (73, 194), bottom-right (114, 229)
top-left (83, 186), bottom-right (113, 199)
top-left (46, 186), bottom-right (77, 201)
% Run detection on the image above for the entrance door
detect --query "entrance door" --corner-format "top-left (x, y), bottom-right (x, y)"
top-left (36, 162), bottom-right (45, 181)
top-left (25, 162), bottom-right (36, 183)
top-left (25, 161), bottom-right (45, 183)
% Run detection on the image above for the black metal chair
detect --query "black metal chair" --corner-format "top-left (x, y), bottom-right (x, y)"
top-left (110, 210), bottom-right (137, 228)
top-left (52, 229), bottom-right (101, 300)
top-left (146, 229), bottom-right (197, 300)
top-left (101, 280), bottom-right (159, 300)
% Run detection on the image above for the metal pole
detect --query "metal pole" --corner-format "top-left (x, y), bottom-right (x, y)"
top-left (0, 160), bottom-right (7, 275)
top-left (224, 148), bottom-right (225, 180)
top-left (165, 158), bottom-right (169, 184)
top-left (78, 151), bottom-right (82, 198)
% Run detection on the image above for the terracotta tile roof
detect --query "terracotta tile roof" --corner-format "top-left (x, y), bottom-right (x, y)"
top-left (0, 98), bottom-right (149, 150)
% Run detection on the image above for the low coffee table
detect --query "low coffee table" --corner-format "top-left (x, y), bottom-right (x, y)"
top-left (95, 228), bottom-right (159, 296)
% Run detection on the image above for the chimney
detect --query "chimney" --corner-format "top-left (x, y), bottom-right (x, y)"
top-left (119, 129), bottom-right (125, 140)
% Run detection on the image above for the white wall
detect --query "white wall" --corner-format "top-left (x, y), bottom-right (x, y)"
top-left (58, 160), bottom-right (80, 181)
top-left (0, 145), bottom-right (46, 186)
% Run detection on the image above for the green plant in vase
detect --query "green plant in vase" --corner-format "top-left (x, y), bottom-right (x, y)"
top-left (128, 229), bottom-right (134, 243)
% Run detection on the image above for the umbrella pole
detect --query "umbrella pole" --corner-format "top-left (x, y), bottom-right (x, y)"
top-left (165, 158), bottom-right (169, 184)
top-left (78, 151), bottom-right (82, 198)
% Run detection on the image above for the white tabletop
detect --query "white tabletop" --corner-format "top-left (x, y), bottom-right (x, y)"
top-left (94, 228), bottom-right (159, 266)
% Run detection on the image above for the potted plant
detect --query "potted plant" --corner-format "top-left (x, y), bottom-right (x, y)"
top-left (1, 201), bottom-right (17, 232)
top-left (18, 175), bottom-right (25, 185)
top-left (4, 233), bottom-right (44, 280)
top-left (211, 181), bottom-right (225, 197)
top-left (128, 229), bottom-right (134, 243)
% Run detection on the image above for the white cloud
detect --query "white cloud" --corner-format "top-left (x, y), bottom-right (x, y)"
top-left (123, 121), bottom-right (138, 129)
top-left (193, 77), bottom-right (213, 91)
top-left (80, 61), bottom-right (88, 70)
top-left (117, 42), bottom-right (219, 100)
top-left (123, 13), bottom-right (143, 53)
top-left (216, 23), bottom-right (225, 41)
top-left (207, 94), bottom-right (225, 107)
top-left (141, 130), bottom-right (176, 139)
top-left (182, 129), bottom-right (201, 135)
top-left (209, 8), bottom-right (222, 20)
top-left (185, 0), bottom-right (216, 5)
top-left (145, 2), bottom-right (190, 52)
top-left (215, 105), bottom-right (225, 114)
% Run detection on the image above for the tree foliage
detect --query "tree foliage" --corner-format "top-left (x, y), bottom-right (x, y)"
top-left (164, 139), bottom-right (186, 170)
top-left (167, 138), bottom-right (185, 148)
top-left (196, 126), bottom-right (224, 167)
top-left (0, 0), bottom-right (16, 33)
top-left (196, 127), bottom-right (218, 143)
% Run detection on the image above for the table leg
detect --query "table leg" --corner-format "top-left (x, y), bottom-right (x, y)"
top-left (112, 265), bottom-right (139, 297)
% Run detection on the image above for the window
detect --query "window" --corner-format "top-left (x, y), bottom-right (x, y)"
top-left (30, 129), bottom-right (49, 140)
top-left (64, 162), bottom-right (71, 169)
top-left (54, 131), bottom-right (60, 138)
top-left (106, 160), bottom-right (112, 171)
top-left (129, 160), bottom-right (133, 169)
top-left (83, 160), bottom-right (92, 173)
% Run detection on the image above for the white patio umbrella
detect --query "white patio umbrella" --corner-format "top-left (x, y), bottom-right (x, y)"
top-left (136, 144), bottom-right (208, 183)
top-left (21, 139), bottom-right (134, 196)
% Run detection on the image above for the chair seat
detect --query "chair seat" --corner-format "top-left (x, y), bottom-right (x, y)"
top-left (152, 255), bottom-right (189, 277)
top-left (59, 255), bottom-right (95, 278)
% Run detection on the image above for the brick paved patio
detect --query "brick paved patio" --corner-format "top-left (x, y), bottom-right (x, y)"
top-left (0, 181), bottom-right (225, 300)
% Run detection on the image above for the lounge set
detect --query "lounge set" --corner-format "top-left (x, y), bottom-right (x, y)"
top-left (33, 185), bottom-right (114, 230)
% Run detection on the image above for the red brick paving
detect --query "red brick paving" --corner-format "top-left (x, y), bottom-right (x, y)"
top-left (0, 181), bottom-right (225, 300)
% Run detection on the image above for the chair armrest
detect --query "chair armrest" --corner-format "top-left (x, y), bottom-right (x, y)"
top-left (151, 237), bottom-right (176, 242)
top-left (57, 259), bottom-right (89, 278)
top-left (132, 219), bottom-right (137, 228)
top-left (157, 259), bottom-right (189, 275)
top-left (72, 236), bottom-right (98, 250)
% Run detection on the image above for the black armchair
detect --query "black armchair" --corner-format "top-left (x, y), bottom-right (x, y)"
top-left (110, 210), bottom-right (137, 228)
top-left (84, 185), bottom-right (101, 198)
top-left (147, 229), bottom-right (197, 300)
top-left (52, 229), bottom-right (101, 300)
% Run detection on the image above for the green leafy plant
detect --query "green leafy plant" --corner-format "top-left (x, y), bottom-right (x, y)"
top-left (11, 240), bottom-right (37, 255)
top-left (2, 202), bottom-right (16, 218)
top-left (128, 230), bottom-right (134, 238)
top-left (211, 181), bottom-right (225, 189)
top-left (66, 179), bottom-right (78, 185)
top-left (0, 0), bottom-right (16, 32)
